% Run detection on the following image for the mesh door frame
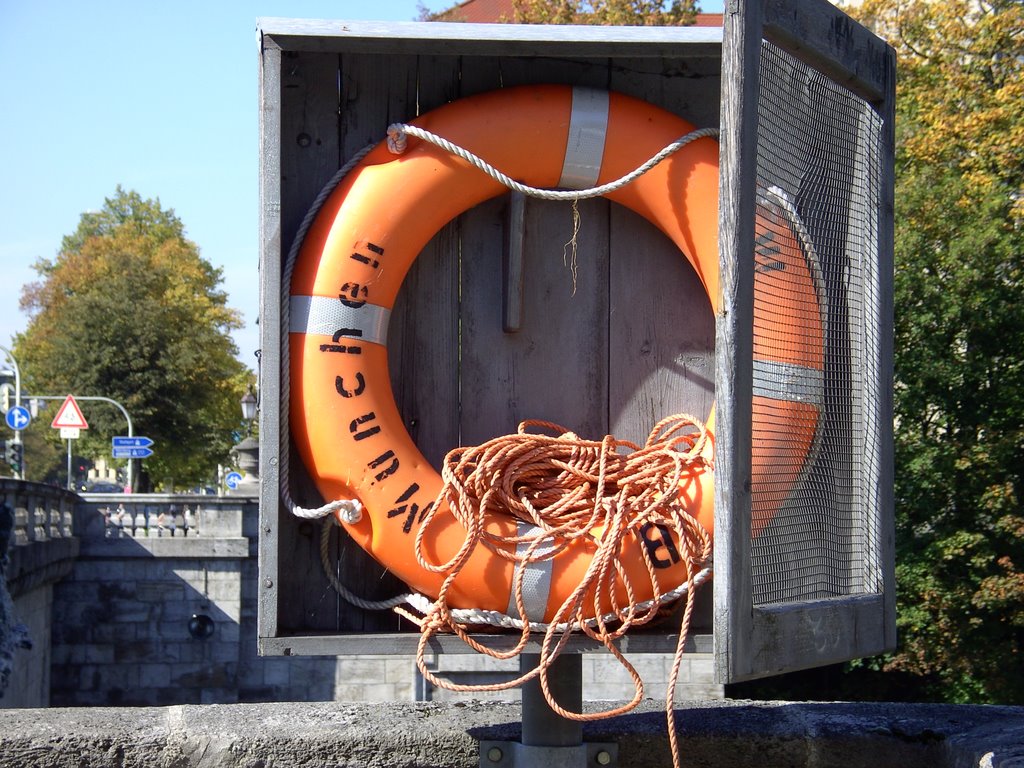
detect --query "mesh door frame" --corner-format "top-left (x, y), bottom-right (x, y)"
top-left (713, 0), bottom-right (897, 683)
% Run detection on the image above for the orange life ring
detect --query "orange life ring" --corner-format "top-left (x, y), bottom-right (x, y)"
top-left (289, 84), bottom-right (822, 623)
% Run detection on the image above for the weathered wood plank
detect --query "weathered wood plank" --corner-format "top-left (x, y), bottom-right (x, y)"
top-left (762, 0), bottom-right (892, 104)
top-left (276, 50), bottom-right (345, 635)
top-left (460, 195), bottom-right (611, 444)
top-left (714, 0), bottom-right (761, 683)
top-left (610, 55), bottom-right (723, 130)
top-left (748, 594), bottom-right (890, 677)
top-left (257, 41), bottom-right (283, 642)
top-left (388, 54), bottom-right (462, 472)
top-left (261, 631), bottom-right (715, 657)
top-left (260, 18), bottom-right (723, 57)
top-left (607, 206), bottom-right (715, 447)
top-left (874, 43), bottom-right (898, 650)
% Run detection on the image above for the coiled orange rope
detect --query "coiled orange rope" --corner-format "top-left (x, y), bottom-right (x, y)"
top-left (398, 414), bottom-right (713, 768)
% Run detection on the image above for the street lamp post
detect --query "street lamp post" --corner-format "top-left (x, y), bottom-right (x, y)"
top-left (240, 390), bottom-right (257, 426)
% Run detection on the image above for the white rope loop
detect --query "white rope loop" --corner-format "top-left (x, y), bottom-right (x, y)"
top-left (386, 122), bottom-right (719, 201)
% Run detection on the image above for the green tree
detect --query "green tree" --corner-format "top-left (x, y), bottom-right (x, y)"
top-left (848, 0), bottom-right (1024, 702)
top-left (16, 187), bottom-right (252, 491)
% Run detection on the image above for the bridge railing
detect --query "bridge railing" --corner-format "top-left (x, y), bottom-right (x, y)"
top-left (0, 478), bottom-right (77, 548)
top-left (74, 492), bottom-right (253, 544)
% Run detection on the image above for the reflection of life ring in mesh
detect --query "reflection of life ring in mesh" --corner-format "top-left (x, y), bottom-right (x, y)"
top-left (288, 84), bottom-right (823, 623)
top-left (751, 187), bottom-right (824, 536)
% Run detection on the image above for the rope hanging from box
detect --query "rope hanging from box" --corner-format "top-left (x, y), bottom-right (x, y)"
top-left (280, 110), bottom-right (718, 768)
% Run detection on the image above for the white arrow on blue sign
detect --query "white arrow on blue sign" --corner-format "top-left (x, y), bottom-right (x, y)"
top-left (5, 406), bottom-right (31, 431)
top-left (225, 471), bottom-right (243, 490)
top-left (112, 447), bottom-right (154, 459)
top-left (112, 436), bottom-right (153, 448)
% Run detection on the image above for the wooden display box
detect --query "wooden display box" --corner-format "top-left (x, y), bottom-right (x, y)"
top-left (258, 0), bottom-right (895, 682)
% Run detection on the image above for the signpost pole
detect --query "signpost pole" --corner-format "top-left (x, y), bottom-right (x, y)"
top-left (1, 344), bottom-right (25, 480)
top-left (41, 394), bottom-right (134, 491)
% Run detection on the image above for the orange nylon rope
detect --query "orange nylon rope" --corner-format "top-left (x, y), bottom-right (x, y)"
top-left (398, 414), bottom-right (713, 768)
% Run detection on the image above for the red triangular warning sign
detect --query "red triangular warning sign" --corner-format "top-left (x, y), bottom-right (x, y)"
top-left (51, 395), bottom-right (89, 429)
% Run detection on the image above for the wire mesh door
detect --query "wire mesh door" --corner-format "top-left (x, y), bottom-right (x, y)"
top-left (715, 0), bottom-right (897, 682)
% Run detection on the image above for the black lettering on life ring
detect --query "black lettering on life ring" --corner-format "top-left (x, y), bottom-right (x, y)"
top-left (339, 282), bottom-right (368, 309)
top-left (349, 412), bottom-right (381, 442)
top-left (320, 343), bottom-right (361, 354)
top-left (640, 522), bottom-right (682, 569)
top-left (350, 242), bottom-right (385, 270)
top-left (387, 482), bottom-right (424, 534)
top-left (335, 373), bottom-right (366, 398)
top-left (320, 328), bottom-right (363, 355)
top-left (755, 230), bottom-right (785, 273)
top-left (368, 450), bottom-right (400, 483)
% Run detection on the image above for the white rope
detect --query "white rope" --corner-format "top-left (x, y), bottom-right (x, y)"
top-left (386, 123), bottom-right (719, 201)
top-left (318, 515), bottom-right (712, 630)
top-left (284, 116), bottom-right (720, 622)
top-left (279, 143), bottom-right (375, 524)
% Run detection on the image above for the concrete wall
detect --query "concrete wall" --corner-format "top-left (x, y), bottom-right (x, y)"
top-left (0, 700), bottom-right (1022, 767)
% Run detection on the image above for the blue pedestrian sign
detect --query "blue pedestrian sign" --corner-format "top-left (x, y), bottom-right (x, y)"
top-left (225, 471), bottom-right (243, 490)
top-left (112, 436), bottom-right (153, 449)
top-left (5, 406), bottom-right (30, 431)
top-left (112, 447), bottom-right (153, 459)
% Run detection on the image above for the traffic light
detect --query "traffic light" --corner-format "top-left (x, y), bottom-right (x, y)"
top-left (3, 441), bottom-right (22, 474)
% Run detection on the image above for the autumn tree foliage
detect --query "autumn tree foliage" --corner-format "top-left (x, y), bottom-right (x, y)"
top-left (845, 0), bottom-right (1024, 702)
top-left (16, 188), bottom-right (251, 490)
top-left (508, 0), bottom-right (697, 25)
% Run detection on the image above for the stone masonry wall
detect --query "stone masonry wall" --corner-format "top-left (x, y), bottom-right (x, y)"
top-left (47, 495), bottom-right (721, 707)
top-left (4, 586), bottom-right (51, 708)
top-left (50, 496), bottom-right (341, 706)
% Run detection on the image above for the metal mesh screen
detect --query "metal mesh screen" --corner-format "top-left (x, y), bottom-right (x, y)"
top-left (750, 40), bottom-right (885, 606)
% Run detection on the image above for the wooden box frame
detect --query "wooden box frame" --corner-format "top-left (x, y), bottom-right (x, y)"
top-left (257, 1), bottom-right (895, 683)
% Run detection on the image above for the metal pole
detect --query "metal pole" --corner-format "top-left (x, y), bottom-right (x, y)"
top-left (66, 439), bottom-right (72, 491)
top-left (32, 394), bottom-right (134, 491)
top-left (0, 344), bottom-right (24, 480)
top-left (520, 653), bottom-right (583, 748)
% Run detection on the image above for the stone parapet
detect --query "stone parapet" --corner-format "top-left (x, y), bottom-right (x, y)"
top-left (0, 700), bottom-right (1021, 767)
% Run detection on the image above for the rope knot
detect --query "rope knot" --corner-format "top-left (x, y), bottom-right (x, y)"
top-left (386, 124), bottom-right (408, 155)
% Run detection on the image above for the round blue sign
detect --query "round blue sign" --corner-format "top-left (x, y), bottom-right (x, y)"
top-left (225, 471), bottom-right (243, 490)
top-left (5, 405), bottom-right (30, 431)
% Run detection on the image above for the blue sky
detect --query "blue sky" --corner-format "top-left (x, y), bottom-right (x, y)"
top-left (0, 0), bottom-right (723, 369)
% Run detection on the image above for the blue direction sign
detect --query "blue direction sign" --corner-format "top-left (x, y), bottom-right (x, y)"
top-left (112, 436), bottom-right (153, 448)
top-left (112, 447), bottom-right (154, 459)
top-left (225, 471), bottom-right (243, 490)
top-left (5, 406), bottom-right (31, 431)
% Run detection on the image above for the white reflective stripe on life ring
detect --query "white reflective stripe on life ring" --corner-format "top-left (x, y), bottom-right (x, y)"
top-left (506, 522), bottom-right (557, 623)
top-left (558, 87), bottom-right (610, 190)
top-left (290, 295), bottom-right (391, 348)
top-left (752, 359), bottom-right (824, 405)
